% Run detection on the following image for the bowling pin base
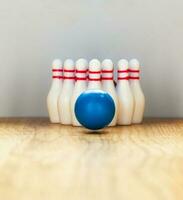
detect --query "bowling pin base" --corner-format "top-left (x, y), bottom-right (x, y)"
top-left (132, 120), bottom-right (143, 124)
top-left (50, 120), bottom-right (60, 124)
top-left (117, 123), bottom-right (132, 126)
top-left (108, 123), bottom-right (117, 127)
top-left (60, 122), bottom-right (72, 125)
top-left (72, 121), bottom-right (82, 127)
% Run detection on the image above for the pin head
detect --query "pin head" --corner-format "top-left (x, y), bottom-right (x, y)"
top-left (118, 59), bottom-right (128, 70)
top-left (102, 59), bottom-right (113, 70)
top-left (76, 58), bottom-right (88, 70)
top-left (89, 59), bottom-right (101, 71)
top-left (129, 59), bottom-right (140, 70)
top-left (52, 59), bottom-right (62, 69)
top-left (64, 59), bottom-right (74, 70)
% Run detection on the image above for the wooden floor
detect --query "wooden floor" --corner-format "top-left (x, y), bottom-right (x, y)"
top-left (0, 118), bottom-right (183, 200)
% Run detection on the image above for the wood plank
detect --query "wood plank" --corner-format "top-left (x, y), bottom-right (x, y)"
top-left (0, 118), bottom-right (183, 200)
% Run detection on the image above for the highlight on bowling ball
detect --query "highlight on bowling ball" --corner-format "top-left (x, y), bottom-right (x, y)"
top-left (74, 90), bottom-right (115, 130)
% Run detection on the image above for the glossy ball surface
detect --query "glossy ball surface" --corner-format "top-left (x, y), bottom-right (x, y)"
top-left (75, 90), bottom-right (115, 130)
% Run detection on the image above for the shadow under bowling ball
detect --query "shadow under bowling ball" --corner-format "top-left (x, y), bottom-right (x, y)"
top-left (82, 130), bottom-right (110, 135)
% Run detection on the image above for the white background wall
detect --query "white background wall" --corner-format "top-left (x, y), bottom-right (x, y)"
top-left (0, 0), bottom-right (183, 117)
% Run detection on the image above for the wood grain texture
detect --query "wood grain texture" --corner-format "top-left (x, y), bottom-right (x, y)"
top-left (0, 118), bottom-right (183, 200)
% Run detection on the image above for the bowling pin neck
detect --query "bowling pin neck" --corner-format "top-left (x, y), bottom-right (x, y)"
top-left (49, 66), bottom-right (62, 91)
top-left (102, 76), bottom-right (114, 88)
top-left (117, 80), bottom-right (129, 88)
top-left (129, 69), bottom-right (140, 81)
top-left (88, 81), bottom-right (101, 90)
top-left (62, 82), bottom-right (74, 92)
top-left (130, 81), bottom-right (143, 94)
top-left (130, 79), bottom-right (140, 85)
top-left (64, 69), bottom-right (75, 77)
top-left (74, 82), bottom-right (87, 93)
top-left (52, 77), bottom-right (62, 82)
top-left (63, 69), bottom-right (75, 83)
top-left (102, 69), bottom-right (114, 82)
top-left (52, 68), bottom-right (63, 79)
top-left (51, 68), bottom-right (63, 85)
top-left (88, 71), bottom-right (101, 79)
top-left (102, 69), bottom-right (115, 90)
top-left (102, 81), bottom-right (114, 88)
top-left (75, 69), bottom-right (88, 81)
top-left (63, 79), bottom-right (75, 84)
top-left (88, 70), bottom-right (101, 89)
top-left (117, 69), bottom-right (129, 81)
top-left (130, 80), bottom-right (141, 87)
top-left (129, 71), bottom-right (141, 89)
top-left (50, 79), bottom-right (62, 91)
top-left (75, 81), bottom-right (87, 87)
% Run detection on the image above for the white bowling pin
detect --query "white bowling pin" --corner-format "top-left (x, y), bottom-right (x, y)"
top-left (101, 59), bottom-right (118, 126)
top-left (58, 59), bottom-right (75, 124)
top-left (47, 59), bottom-right (63, 123)
top-left (88, 59), bottom-right (102, 90)
top-left (71, 58), bottom-right (88, 126)
top-left (116, 59), bottom-right (134, 125)
top-left (129, 59), bottom-right (145, 124)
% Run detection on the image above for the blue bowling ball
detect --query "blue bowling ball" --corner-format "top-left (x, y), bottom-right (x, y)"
top-left (75, 90), bottom-right (115, 130)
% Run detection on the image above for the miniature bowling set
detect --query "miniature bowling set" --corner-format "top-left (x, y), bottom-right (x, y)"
top-left (47, 58), bottom-right (145, 130)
